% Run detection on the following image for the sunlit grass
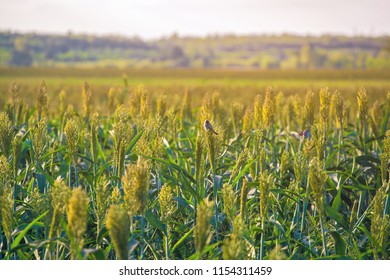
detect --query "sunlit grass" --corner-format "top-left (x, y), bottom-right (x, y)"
top-left (0, 68), bottom-right (389, 260)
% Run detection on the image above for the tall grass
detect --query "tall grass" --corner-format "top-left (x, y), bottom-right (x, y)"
top-left (0, 78), bottom-right (388, 260)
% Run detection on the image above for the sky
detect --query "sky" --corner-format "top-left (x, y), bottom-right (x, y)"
top-left (0, 0), bottom-right (389, 39)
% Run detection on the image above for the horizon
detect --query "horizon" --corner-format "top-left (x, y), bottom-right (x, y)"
top-left (1, 29), bottom-right (390, 41)
top-left (1, 0), bottom-right (389, 39)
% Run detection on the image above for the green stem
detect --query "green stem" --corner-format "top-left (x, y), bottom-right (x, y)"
top-left (357, 191), bottom-right (365, 218)
top-left (320, 216), bottom-right (328, 256)
top-left (300, 179), bottom-right (310, 234)
top-left (385, 196), bottom-right (390, 216)
top-left (259, 220), bottom-right (265, 260)
top-left (141, 215), bottom-right (145, 260)
top-left (68, 163), bottom-right (72, 188)
top-left (213, 172), bottom-right (218, 240)
top-left (291, 202), bottom-right (301, 232)
top-left (165, 224), bottom-right (170, 260)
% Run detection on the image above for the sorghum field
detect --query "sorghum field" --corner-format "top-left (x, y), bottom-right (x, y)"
top-left (0, 69), bottom-right (389, 260)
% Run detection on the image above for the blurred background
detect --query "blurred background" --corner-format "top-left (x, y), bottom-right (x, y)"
top-left (1, 0), bottom-right (390, 69)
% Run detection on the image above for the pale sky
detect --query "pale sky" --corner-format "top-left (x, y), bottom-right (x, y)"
top-left (0, 0), bottom-right (389, 39)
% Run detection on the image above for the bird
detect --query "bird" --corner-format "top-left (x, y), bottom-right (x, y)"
top-left (298, 129), bottom-right (311, 139)
top-left (204, 119), bottom-right (218, 135)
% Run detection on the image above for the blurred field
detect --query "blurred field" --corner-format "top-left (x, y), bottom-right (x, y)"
top-left (1, 68), bottom-right (390, 111)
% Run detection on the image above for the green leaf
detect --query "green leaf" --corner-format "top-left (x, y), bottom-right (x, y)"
top-left (127, 129), bottom-right (144, 154)
top-left (381, 110), bottom-right (389, 135)
top-left (85, 248), bottom-right (106, 260)
top-left (174, 196), bottom-right (193, 211)
top-left (332, 187), bottom-right (342, 212)
top-left (36, 164), bottom-right (55, 186)
top-left (325, 204), bottom-right (348, 230)
top-left (178, 172), bottom-right (201, 203)
top-left (330, 231), bottom-right (346, 256)
top-left (231, 157), bottom-right (257, 187)
top-left (143, 238), bottom-right (160, 260)
top-left (143, 155), bottom-right (196, 184)
top-left (269, 219), bottom-right (286, 235)
top-left (144, 210), bottom-right (165, 233)
top-left (11, 211), bottom-right (48, 250)
top-left (171, 227), bottom-right (195, 254)
top-left (41, 145), bottom-right (66, 161)
top-left (36, 173), bottom-right (46, 193)
top-left (357, 224), bottom-right (375, 245)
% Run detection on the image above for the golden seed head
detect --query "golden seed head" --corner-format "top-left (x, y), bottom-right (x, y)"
top-left (204, 126), bottom-right (216, 172)
top-left (312, 122), bottom-right (325, 160)
top-left (262, 87), bottom-right (276, 128)
top-left (113, 105), bottom-right (130, 176)
top-left (294, 152), bottom-right (307, 184)
top-left (275, 91), bottom-right (285, 111)
top-left (66, 187), bottom-right (89, 258)
top-left (239, 178), bottom-right (249, 218)
top-left (0, 154), bottom-right (11, 186)
top-left (156, 94), bottom-right (167, 117)
top-left (222, 215), bottom-right (249, 260)
top-left (221, 183), bottom-right (235, 224)
top-left (180, 88), bottom-right (192, 120)
top-left (113, 105), bottom-right (129, 142)
top-left (48, 178), bottom-right (71, 239)
top-left (0, 112), bottom-right (14, 157)
top-left (231, 102), bottom-right (244, 134)
top-left (59, 89), bottom-right (66, 115)
top-left (106, 204), bottom-right (129, 260)
top-left (259, 148), bottom-right (267, 174)
top-left (64, 118), bottom-right (79, 161)
top-left (129, 84), bottom-right (145, 119)
top-left (371, 184), bottom-right (389, 259)
top-left (303, 89), bottom-right (315, 129)
top-left (242, 108), bottom-right (253, 135)
top-left (332, 91), bottom-right (346, 129)
top-left (107, 87), bottom-right (116, 114)
top-left (158, 184), bottom-right (176, 221)
top-left (122, 157), bottom-right (150, 215)
top-left (32, 118), bottom-right (47, 162)
top-left (201, 92), bottom-right (213, 122)
top-left (268, 244), bottom-right (287, 260)
top-left (194, 200), bottom-right (213, 254)
top-left (110, 187), bottom-right (123, 206)
top-left (82, 81), bottom-right (94, 120)
top-left (195, 133), bottom-right (205, 183)
top-left (293, 94), bottom-right (303, 128)
top-left (36, 80), bottom-right (48, 120)
top-left (280, 150), bottom-right (290, 178)
top-left (319, 87), bottom-right (331, 125)
top-left (230, 148), bottom-right (249, 182)
top-left (140, 92), bottom-right (151, 121)
top-left (0, 183), bottom-right (13, 242)
top-left (259, 171), bottom-right (271, 221)
top-left (253, 94), bottom-right (263, 129)
top-left (357, 88), bottom-right (368, 126)
top-left (308, 157), bottom-right (327, 216)
top-left (7, 81), bottom-right (19, 106)
top-left (384, 131), bottom-right (390, 159)
top-left (95, 175), bottom-right (111, 229)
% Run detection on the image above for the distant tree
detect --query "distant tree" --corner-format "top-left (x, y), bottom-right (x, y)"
top-left (10, 50), bottom-right (33, 66)
top-left (385, 39), bottom-right (390, 53)
top-left (203, 56), bottom-right (212, 67)
top-left (299, 43), bottom-right (313, 68)
top-left (170, 46), bottom-right (185, 59)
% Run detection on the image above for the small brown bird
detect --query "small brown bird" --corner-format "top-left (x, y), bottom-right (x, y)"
top-left (204, 120), bottom-right (218, 135)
